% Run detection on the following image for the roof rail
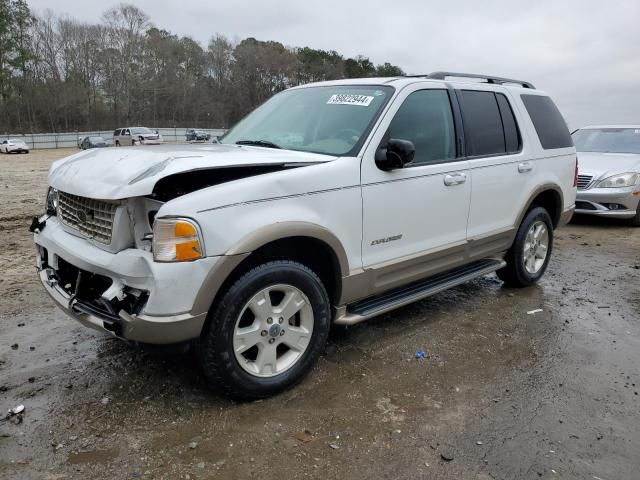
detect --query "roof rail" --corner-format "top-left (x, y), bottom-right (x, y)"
top-left (410, 71), bottom-right (535, 89)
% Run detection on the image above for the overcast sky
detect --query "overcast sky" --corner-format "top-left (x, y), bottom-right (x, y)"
top-left (28, 0), bottom-right (640, 129)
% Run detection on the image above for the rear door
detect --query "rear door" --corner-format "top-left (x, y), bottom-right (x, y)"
top-left (122, 128), bottom-right (132, 145)
top-left (459, 87), bottom-right (537, 256)
top-left (361, 83), bottom-right (471, 293)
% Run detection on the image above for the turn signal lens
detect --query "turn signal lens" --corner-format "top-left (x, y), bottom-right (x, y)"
top-left (573, 157), bottom-right (579, 188)
top-left (153, 218), bottom-right (203, 262)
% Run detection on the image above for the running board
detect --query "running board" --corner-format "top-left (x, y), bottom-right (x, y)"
top-left (335, 259), bottom-right (506, 326)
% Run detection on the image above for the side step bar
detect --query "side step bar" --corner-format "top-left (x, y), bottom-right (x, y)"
top-left (335, 259), bottom-right (506, 326)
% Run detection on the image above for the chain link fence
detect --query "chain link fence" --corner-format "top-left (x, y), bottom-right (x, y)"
top-left (1, 128), bottom-right (227, 150)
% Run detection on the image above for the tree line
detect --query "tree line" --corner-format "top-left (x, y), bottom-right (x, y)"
top-left (0, 1), bottom-right (405, 133)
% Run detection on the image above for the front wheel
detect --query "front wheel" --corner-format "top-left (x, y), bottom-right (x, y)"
top-left (198, 260), bottom-right (331, 400)
top-left (497, 206), bottom-right (553, 287)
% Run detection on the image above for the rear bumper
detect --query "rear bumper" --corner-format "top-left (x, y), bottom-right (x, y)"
top-left (558, 205), bottom-right (575, 226)
top-left (575, 187), bottom-right (639, 218)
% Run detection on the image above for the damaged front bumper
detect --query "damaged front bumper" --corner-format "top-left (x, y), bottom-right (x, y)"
top-left (34, 216), bottom-right (219, 344)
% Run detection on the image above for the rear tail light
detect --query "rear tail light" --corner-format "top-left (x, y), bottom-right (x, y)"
top-left (573, 156), bottom-right (579, 188)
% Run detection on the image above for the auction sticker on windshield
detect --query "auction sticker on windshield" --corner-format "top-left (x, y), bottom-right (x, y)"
top-left (327, 94), bottom-right (374, 107)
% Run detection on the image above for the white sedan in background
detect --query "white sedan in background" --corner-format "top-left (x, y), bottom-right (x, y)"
top-left (1, 138), bottom-right (30, 154)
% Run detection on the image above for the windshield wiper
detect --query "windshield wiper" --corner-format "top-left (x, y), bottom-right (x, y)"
top-left (236, 139), bottom-right (282, 149)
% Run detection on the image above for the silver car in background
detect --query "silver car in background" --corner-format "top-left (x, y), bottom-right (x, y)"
top-left (572, 125), bottom-right (640, 225)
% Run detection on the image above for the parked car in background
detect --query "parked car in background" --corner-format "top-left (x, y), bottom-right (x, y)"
top-left (34, 72), bottom-right (576, 399)
top-left (113, 127), bottom-right (162, 146)
top-left (1, 138), bottom-right (29, 154)
top-left (572, 125), bottom-right (640, 225)
top-left (186, 128), bottom-right (211, 142)
top-left (79, 136), bottom-right (108, 150)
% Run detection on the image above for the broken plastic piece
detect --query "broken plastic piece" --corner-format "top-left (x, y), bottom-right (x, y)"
top-left (8, 405), bottom-right (24, 415)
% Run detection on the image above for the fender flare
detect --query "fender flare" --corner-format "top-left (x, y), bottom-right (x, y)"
top-left (190, 222), bottom-right (350, 316)
top-left (515, 183), bottom-right (564, 228)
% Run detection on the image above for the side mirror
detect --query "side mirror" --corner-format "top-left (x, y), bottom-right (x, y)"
top-left (375, 138), bottom-right (415, 171)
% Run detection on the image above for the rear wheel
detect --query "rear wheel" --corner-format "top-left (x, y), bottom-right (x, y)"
top-left (497, 206), bottom-right (553, 287)
top-left (198, 260), bottom-right (331, 400)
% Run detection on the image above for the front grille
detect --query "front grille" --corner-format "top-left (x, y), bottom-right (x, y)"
top-left (577, 174), bottom-right (594, 190)
top-left (58, 192), bottom-right (118, 244)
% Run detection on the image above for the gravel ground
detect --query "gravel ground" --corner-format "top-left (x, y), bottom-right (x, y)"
top-left (1, 148), bottom-right (639, 479)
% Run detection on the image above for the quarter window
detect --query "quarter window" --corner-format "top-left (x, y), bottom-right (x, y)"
top-left (521, 94), bottom-right (573, 149)
top-left (386, 89), bottom-right (456, 166)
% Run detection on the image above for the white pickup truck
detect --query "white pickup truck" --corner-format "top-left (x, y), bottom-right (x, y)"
top-left (33, 72), bottom-right (576, 399)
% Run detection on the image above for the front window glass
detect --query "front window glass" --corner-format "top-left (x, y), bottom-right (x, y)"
top-left (572, 128), bottom-right (640, 154)
top-left (221, 85), bottom-right (393, 156)
top-left (387, 89), bottom-right (456, 165)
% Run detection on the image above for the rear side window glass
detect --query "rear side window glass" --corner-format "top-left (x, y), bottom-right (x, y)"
top-left (387, 89), bottom-right (456, 165)
top-left (496, 94), bottom-right (521, 153)
top-left (521, 95), bottom-right (573, 149)
top-left (459, 90), bottom-right (505, 156)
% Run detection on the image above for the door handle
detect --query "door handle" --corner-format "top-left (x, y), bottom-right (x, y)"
top-left (518, 162), bottom-right (533, 173)
top-left (443, 173), bottom-right (467, 186)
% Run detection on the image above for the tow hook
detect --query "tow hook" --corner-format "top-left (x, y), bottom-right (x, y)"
top-left (45, 268), bottom-right (58, 288)
top-left (29, 216), bottom-right (47, 233)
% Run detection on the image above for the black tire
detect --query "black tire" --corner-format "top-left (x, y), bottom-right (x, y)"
top-left (497, 206), bottom-right (554, 288)
top-left (115, 141), bottom-right (120, 147)
top-left (626, 203), bottom-right (640, 226)
top-left (198, 260), bottom-right (331, 400)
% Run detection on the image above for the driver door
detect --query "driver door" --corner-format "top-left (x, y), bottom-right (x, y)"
top-left (361, 84), bottom-right (471, 293)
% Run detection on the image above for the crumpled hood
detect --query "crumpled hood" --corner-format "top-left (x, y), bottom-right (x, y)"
top-left (49, 144), bottom-right (335, 199)
top-left (578, 151), bottom-right (640, 180)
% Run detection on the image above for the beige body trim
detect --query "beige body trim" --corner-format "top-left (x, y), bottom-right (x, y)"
top-left (225, 221), bottom-right (350, 276)
top-left (515, 183), bottom-right (564, 227)
top-left (192, 186), bottom-right (568, 324)
top-left (340, 230), bottom-right (513, 305)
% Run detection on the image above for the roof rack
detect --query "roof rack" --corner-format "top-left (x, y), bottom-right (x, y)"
top-left (408, 71), bottom-right (535, 89)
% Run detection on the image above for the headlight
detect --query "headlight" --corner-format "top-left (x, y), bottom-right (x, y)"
top-left (152, 218), bottom-right (203, 262)
top-left (596, 173), bottom-right (639, 188)
top-left (46, 187), bottom-right (58, 215)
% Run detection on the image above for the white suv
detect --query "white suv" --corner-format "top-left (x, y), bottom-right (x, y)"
top-left (33, 72), bottom-right (576, 399)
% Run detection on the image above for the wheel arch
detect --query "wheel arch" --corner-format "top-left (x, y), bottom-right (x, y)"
top-left (516, 184), bottom-right (564, 229)
top-left (191, 222), bottom-right (350, 317)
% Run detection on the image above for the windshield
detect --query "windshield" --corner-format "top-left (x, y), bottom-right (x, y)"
top-left (221, 85), bottom-right (393, 156)
top-left (89, 136), bottom-right (104, 142)
top-left (131, 127), bottom-right (153, 135)
top-left (572, 128), bottom-right (640, 154)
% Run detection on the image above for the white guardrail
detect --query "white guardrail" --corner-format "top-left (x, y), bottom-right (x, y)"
top-left (0, 128), bottom-right (227, 150)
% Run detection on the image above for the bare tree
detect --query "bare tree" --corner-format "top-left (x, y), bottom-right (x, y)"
top-left (0, 1), bottom-right (404, 133)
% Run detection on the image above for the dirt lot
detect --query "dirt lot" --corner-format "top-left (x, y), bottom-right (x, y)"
top-left (1, 149), bottom-right (639, 480)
